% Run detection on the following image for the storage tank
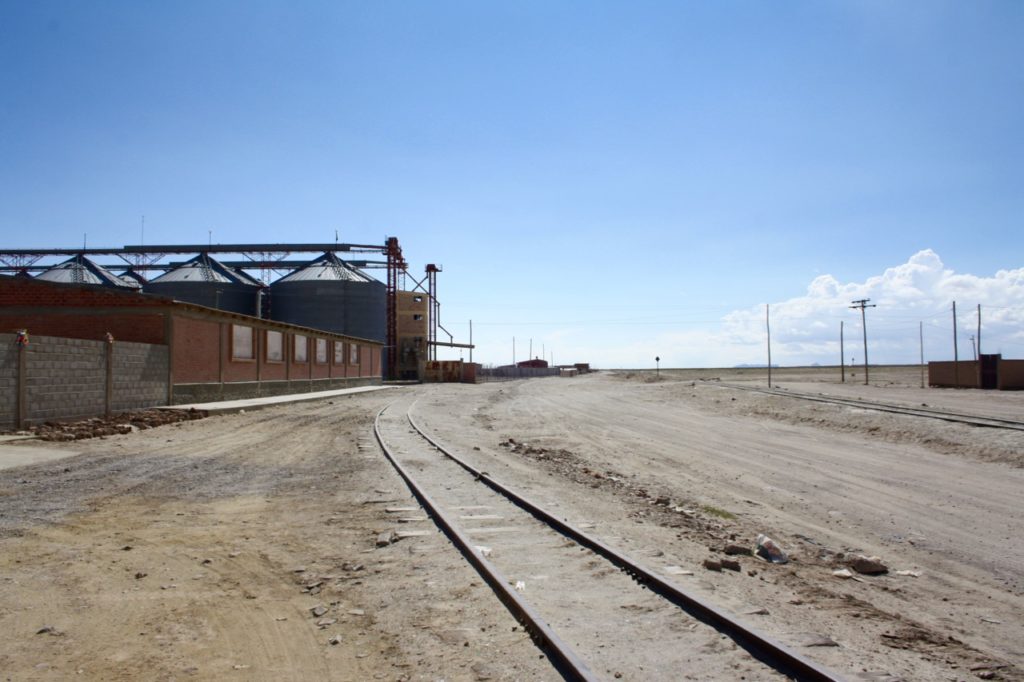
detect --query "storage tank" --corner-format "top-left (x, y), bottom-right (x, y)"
top-left (116, 269), bottom-right (147, 290)
top-left (269, 252), bottom-right (385, 341)
top-left (36, 255), bottom-right (135, 289)
top-left (144, 253), bottom-right (263, 316)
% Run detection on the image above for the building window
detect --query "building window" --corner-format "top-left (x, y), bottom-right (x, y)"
top-left (413, 314), bottom-right (423, 321)
top-left (232, 325), bottom-right (254, 360)
top-left (333, 341), bottom-right (344, 364)
top-left (266, 330), bottom-right (283, 362)
top-left (413, 295), bottom-right (423, 303)
top-left (350, 343), bottom-right (360, 365)
top-left (315, 338), bottom-right (328, 364)
top-left (294, 334), bottom-right (307, 362)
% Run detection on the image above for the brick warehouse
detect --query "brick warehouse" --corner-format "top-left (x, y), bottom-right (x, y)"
top-left (0, 276), bottom-right (383, 418)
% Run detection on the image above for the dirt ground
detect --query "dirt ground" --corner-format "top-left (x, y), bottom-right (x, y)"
top-left (1, 367), bottom-right (1022, 681)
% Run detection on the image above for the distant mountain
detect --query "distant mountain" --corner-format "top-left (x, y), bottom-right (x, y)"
top-left (733, 363), bottom-right (779, 368)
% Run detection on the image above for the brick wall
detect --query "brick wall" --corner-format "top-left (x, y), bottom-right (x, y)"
top-left (0, 333), bottom-right (170, 428)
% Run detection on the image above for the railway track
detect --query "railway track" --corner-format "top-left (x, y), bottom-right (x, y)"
top-left (373, 396), bottom-right (844, 682)
top-left (715, 383), bottom-right (1024, 431)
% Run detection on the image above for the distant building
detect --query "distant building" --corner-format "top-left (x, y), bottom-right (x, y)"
top-left (517, 358), bottom-right (548, 369)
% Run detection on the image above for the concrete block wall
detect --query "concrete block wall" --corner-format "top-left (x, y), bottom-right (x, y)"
top-left (0, 335), bottom-right (16, 426)
top-left (0, 333), bottom-right (169, 429)
top-left (26, 335), bottom-right (107, 422)
top-left (112, 341), bottom-right (170, 411)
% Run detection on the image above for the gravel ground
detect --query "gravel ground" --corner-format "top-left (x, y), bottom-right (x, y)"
top-left (1, 366), bottom-right (1021, 681)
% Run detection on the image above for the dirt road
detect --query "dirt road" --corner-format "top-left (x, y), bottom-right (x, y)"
top-left (1, 368), bottom-right (1021, 680)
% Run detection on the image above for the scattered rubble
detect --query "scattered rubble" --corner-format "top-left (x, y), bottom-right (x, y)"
top-left (849, 555), bottom-right (889, 575)
top-left (12, 409), bottom-right (206, 442)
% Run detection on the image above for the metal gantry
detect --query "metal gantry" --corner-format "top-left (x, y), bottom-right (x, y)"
top-left (0, 240), bottom-right (439, 381)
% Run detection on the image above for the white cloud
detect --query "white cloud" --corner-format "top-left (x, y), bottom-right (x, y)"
top-left (458, 250), bottom-right (1023, 368)
top-left (718, 250), bottom-right (1024, 367)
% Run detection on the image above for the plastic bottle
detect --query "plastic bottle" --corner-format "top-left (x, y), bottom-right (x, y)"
top-left (755, 534), bottom-right (789, 564)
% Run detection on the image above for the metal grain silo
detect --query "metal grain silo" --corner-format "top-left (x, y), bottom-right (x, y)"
top-left (144, 253), bottom-right (263, 316)
top-left (116, 269), bottom-right (147, 290)
top-left (37, 255), bottom-right (135, 289)
top-left (269, 252), bottom-right (385, 342)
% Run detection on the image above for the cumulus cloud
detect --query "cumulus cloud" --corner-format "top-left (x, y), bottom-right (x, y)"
top-left (720, 250), bottom-right (1024, 366)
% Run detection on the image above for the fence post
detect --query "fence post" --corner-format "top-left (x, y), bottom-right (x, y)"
top-left (16, 336), bottom-right (27, 429)
top-left (105, 333), bottom-right (115, 418)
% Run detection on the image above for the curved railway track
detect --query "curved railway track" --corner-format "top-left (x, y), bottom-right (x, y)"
top-left (715, 383), bottom-right (1024, 431)
top-left (373, 396), bottom-right (845, 682)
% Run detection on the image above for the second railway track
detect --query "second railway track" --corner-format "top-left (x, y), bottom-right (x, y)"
top-left (713, 382), bottom-right (1024, 431)
top-left (373, 395), bottom-right (844, 682)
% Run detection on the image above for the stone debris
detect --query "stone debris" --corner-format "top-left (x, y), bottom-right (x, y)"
top-left (27, 409), bottom-right (204, 442)
top-left (348, 608), bottom-right (365, 616)
top-left (513, 580), bottom-right (526, 592)
top-left (35, 625), bottom-right (62, 636)
top-left (329, 635), bottom-right (342, 646)
top-left (895, 569), bottom-right (921, 578)
top-left (310, 605), bottom-right (328, 618)
top-left (376, 531), bottom-right (396, 547)
top-left (720, 558), bottom-right (742, 572)
top-left (702, 558), bottom-right (722, 572)
top-left (849, 555), bottom-right (888, 575)
top-left (832, 568), bottom-right (864, 582)
top-left (316, 618), bottom-right (337, 628)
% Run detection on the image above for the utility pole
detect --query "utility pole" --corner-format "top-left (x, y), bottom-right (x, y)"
top-left (849, 299), bottom-right (876, 386)
top-left (766, 304), bottom-right (772, 388)
top-left (469, 320), bottom-right (473, 364)
top-left (970, 335), bottom-right (977, 361)
top-left (840, 321), bottom-right (845, 383)
top-left (977, 304), bottom-right (982, 358)
top-left (952, 301), bottom-right (959, 388)
top-left (919, 321), bottom-right (925, 389)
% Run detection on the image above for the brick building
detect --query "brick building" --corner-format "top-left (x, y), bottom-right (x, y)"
top-left (0, 276), bottom-right (382, 405)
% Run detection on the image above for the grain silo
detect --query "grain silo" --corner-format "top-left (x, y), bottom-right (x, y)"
top-left (269, 251), bottom-right (385, 342)
top-left (116, 269), bottom-right (147, 290)
top-left (144, 253), bottom-right (263, 316)
top-left (36, 255), bottom-right (135, 289)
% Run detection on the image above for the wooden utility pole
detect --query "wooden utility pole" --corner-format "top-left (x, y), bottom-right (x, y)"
top-left (952, 301), bottom-right (959, 388)
top-left (849, 299), bottom-right (876, 386)
top-left (977, 304), bottom-right (981, 358)
top-left (766, 304), bottom-right (772, 388)
top-left (919, 321), bottom-right (925, 389)
top-left (840, 321), bottom-right (845, 383)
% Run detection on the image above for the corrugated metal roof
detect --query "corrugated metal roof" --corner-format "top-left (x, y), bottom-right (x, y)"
top-left (275, 252), bottom-right (374, 283)
top-left (36, 255), bottom-right (134, 288)
top-left (147, 254), bottom-right (263, 286)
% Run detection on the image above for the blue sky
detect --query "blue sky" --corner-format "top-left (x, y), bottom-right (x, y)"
top-left (2, 1), bottom-right (1021, 367)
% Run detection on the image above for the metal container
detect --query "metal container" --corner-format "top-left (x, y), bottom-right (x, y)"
top-left (144, 254), bottom-right (263, 316)
top-left (268, 252), bottom-right (385, 341)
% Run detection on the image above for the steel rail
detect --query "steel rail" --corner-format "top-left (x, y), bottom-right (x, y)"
top-left (403, 406), bottom-right (845, 682)
top-left (372, 404), bottom-right (599, 682)
top-left (715, 383), bottom-right (1024, 431)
